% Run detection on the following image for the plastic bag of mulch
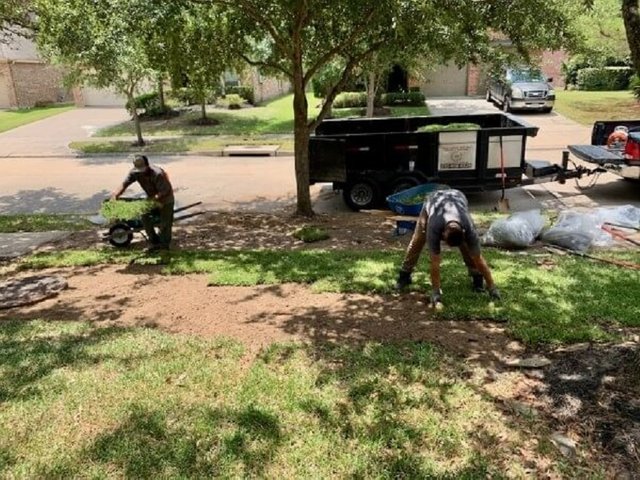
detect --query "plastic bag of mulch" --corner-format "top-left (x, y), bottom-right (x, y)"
top-left (541, 210), bottom-right (613, 252)
top-left (482, 210), bottom-right (546, 248)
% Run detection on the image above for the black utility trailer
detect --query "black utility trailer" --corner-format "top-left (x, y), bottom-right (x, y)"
top-left (308, 113), bottom-right (552, 210)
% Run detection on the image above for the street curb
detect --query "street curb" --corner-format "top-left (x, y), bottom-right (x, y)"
top-left (74, 150), bottom-right (295, 158)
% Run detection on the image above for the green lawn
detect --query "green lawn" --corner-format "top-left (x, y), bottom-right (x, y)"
top-left (72, 93), bottom-right (428, 154)
top-left (19, 247), bottom-right (640, 345)
top-left (554, 90), bottom-right (640, 125)
top-left (96, 93), bottom-right (316, 138)
top-left (0, 320), bottom-right (587, 478)
top-left (70, 135), bottom-right (295, 155)
top-left (0, 214), bottom-right (92, 233)
top-left (0, 104), bottom-right (75, 134)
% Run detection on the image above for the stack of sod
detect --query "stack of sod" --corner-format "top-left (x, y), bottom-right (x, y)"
top-left (417, 123), bottom-right (480, 133)
top-left (100, 199), bottom-right (158, 221)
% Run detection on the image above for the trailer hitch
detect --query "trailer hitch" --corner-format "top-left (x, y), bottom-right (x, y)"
top-left (556, 151), bottom-right (607, 184)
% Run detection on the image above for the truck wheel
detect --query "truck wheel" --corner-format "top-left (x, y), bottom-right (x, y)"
top-left (108, 223), bottom-right (133, 247)
top-left (502, 97), bottom-right (512, 113)
top-left (343, 179), bottom-right (380, 211)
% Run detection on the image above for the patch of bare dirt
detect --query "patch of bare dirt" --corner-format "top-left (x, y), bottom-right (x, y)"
top-left (3, 210), bottom-right (639, 477)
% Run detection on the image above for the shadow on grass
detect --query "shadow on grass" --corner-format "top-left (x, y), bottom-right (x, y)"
top-left (37, 403), bottom-right (283, 479)
top-left (0, 321), bottom-right (131, 403)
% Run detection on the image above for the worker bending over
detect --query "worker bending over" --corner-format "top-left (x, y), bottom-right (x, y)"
top-left (396, 189), bottom-right (500, 306)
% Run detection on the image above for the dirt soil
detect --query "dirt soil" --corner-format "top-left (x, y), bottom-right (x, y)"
top-left (2, 210), bottom-right (639, 477)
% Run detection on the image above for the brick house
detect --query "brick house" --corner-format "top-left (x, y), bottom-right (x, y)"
top-left (0, 33), bottom-right (69, 108)
top-left (2, 33), bottom-right (290, 108)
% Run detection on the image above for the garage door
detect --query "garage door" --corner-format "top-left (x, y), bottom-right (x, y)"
top-left (80, 87), bottom-right (126, 107)
top-left (421, 63), bottom-right (468, 97)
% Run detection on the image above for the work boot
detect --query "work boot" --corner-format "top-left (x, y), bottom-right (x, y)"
top-left (395, 270), bottom-right (412, 290)
top-left (471, 274), bottom-right (484, 293)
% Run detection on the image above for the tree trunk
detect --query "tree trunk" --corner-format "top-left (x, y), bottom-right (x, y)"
top-left (366, 71), bottom-right (376, 117)
top-left (127, 92), bottom-right (145, 146)
top-left (292, 77), bottom-right (313, 217)
top-left (200, 100), bottom-right (207, 120)
top-left (158, 77), bottom-right (166, 110)
top-left (622, 0), bottom-right (640, 76)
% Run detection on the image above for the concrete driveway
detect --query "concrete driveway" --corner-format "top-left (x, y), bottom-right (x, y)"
top-left (0, 107), bottom-right (130, 157)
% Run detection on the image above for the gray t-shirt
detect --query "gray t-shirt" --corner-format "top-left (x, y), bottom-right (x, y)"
top-left (424, 189), bottom-right (480, 255)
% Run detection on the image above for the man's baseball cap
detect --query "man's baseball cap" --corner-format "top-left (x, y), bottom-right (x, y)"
top-left (131, 154), bottom-right (149, 173)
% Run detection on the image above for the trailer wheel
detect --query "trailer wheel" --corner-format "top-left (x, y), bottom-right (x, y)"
top-left (108, 223), bottom-right (133, 247)
top-left (391, 177), bottom-right (420, 194)
top-left (343, 179), bottom-right (380, 211)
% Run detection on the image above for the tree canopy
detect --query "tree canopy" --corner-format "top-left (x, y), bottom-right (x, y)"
top-left (193, 0), bottom-right (581, 215)
top-left (1, 0), bottom-right (35, 42)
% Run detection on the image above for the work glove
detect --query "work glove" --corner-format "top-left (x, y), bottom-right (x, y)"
top-left (471, 274), bottom-right (484, 293)
top-left (395, 270), bottom-right (412, 290)
top-left (430, 289), bottom-right (443, 307)
top-left (488, 286), bottom-right (501, 300)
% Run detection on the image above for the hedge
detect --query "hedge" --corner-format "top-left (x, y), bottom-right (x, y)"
top-left (381, 91), bottom-right (425, 106)
top-left (333, 91), bottom-right (425, 109)
top-left (576, 67), bottom-right (633, 91)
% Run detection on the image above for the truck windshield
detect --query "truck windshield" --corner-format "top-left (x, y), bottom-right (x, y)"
top-left (508, 69), bottom-right (544, 82)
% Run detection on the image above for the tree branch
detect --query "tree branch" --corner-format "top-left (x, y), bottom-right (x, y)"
top-left (303, 6), bottom-right (378, 84)
top-left (307, 39), bottom-right (388, 131)
top-left (237, 51), bottom-right (292, 78)
top-left (193, 0), bottom-right (291, 56)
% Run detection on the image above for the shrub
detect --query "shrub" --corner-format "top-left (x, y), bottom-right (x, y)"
top-left (227, 85), bottom-right (255, 105)
top-left (126, 92), bottom-right (174, 117)
top-left (382, 91), bottom-right (426, 106)
top-left (575, 67), bottom-right (633, 91)
top-left (333, 92), bottom-right (368, 108)
top-left (224, 94), bottom-right (244, 109)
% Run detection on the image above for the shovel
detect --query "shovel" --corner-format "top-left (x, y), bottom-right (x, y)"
top-left (496, 135), bottom-right (510, 213)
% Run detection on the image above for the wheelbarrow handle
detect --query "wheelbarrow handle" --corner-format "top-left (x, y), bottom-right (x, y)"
top-left (173, 201), bottom-right (203, 214)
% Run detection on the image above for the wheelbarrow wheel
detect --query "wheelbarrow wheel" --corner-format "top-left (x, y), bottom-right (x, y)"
top-left (108, 223), bottom-right (133, 247)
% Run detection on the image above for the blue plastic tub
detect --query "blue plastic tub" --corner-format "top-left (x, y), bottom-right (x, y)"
top-left (386, 183), bottom-right (450, 216)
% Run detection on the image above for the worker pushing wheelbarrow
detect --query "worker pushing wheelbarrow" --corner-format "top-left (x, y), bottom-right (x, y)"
top-left (102, 154), bottom-right (202, 250)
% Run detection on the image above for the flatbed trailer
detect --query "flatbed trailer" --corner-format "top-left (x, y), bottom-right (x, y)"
top-left (566, 119), bottom-right (640, 183)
